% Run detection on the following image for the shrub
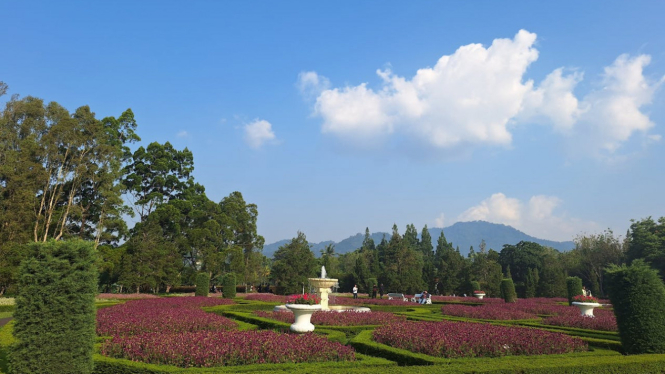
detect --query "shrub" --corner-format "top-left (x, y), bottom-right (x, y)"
top-left (500, 278), bottom-right (517, 303)
top-left (605, 260), bottom-right (665, 354)
top-left (223, 273), bottom-right (236, 299)
top-left (566, 276), bottom-right (583, 306)
top-left (470, 281), bottom-right (481, 295)
top-left (9, 240), bottom-right (97, 374)
top-left (195, 273), bottom-right (210, 297)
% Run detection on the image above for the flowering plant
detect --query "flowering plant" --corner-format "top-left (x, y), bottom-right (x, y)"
top-left (473, 290), bottom-right (486, 294)
top-left (286, 293), bottom-right (320, 305)
top-left (572, 294), bottom-right (599, 303)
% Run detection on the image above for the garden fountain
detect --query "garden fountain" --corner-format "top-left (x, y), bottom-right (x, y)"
top-left (274, 266), bottom-right (370, 313)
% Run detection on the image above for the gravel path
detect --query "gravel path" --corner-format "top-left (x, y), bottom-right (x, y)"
top-left (0, 317), bottom-right (12, 328)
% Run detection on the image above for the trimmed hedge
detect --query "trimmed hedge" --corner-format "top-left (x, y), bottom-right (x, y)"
top-left (605, 260), bottom-right (665, 354)
top-left (9, 240), bottom-right (97, 374)
top-left (348, 329), bottom-right (665, 373)
top-left (222, 274), bottom-right (236, 299)
top-left (470, 281), bottom-right (481, 294)
top-left (195, 273), bottom-right (210, 297)
top-left (500, 278), bottom-right (517, 303)
top-left (566, 277), bottom-right (583, 306)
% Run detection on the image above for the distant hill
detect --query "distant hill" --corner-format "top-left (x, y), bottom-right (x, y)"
top-left (261, 221), bottom-right (575, 258)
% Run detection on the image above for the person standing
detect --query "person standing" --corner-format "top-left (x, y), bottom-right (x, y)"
top-left (379, 284), bottom-right (385, 299)
top-left (353, 284), bottom-right (358, 299)
top-left (372, 284), bottom-right (378, 299)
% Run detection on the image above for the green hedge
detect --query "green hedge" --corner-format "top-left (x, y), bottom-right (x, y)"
top-left (566, 277), bottom-right (583, 306)
top-left (222, 274), bottom-right (236, 299)
top-left (470, 281), bottom-right (481, 294)
top-left (348, 329), bottom-right (665, 373)
top-left (10, 240), bottom-right (97, 374)
top-left (500, 278), bottom-right (517, 303)
top-left (92, 351), bottom-right (393, 373)
top-left (605, 260), bottom-right (665, 354)
top-left (195, 273), bottom-right (210, 297)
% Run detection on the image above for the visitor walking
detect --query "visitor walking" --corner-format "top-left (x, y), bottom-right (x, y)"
top-left (352, 284), bottom-right (358, 299)
top-left (372, 284), bottom-right (378, 299)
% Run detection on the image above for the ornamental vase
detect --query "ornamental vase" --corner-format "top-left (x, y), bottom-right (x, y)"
top-left (571, 301), bottom-right (601, 317)
top-left (473, 293), bottom-right (485, 300)
top-left (285, 303), bottom-right (321, 332)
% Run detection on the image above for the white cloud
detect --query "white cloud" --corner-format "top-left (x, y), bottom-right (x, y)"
top-left (177, 130), bottom-right (189, 138)
top-left (434, 213), bottom-right (445, 228)
top-left (244, 119), bottom-right (277, 149)
top-left (301, 30), bottom-right (663, 159)
top-left (297, 71), bottom-right (331, 99)
top-left (457, 193), bottom-right (598, 241)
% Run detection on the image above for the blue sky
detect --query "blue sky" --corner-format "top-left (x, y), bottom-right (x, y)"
top-left (2, 1), bottom-right (664, 245)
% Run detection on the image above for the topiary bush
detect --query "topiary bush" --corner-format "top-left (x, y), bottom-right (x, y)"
top-left (470, 281), bottom-right (481, 295)
top-left (605, 260), bottom-right (665, 354)
top-left (9, 240), bottom-right (97, 374)
top-left (500, 278), bottom-right (517, 303)
top-left (223, 273), bottom-right (236, 299)
top-left (195, 273), bottom-right (210, 297)
top-left (566, 276), bottom-right (583, 306)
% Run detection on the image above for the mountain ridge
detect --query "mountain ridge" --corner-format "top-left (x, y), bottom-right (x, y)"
top-left (262, 221), bottom-right (575, 258)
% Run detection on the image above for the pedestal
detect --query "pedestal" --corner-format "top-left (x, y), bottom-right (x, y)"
top-left (571, 302), bottom-right (601, 317)
top-left (474, 293), bottom-right (485, 299)
top-left (316, 287), bottom-right (332, 310)
top-left (285, 304), bottom-right (321, 332)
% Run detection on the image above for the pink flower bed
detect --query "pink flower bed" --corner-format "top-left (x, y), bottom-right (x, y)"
top-left (102, 330), bottom-right (355, 367)
top-left (373, 321), bottom-right (587, 358)
top-left (97, 293), bottom-right (160, 299)
top-left (97, 297), bottom-right (236, 336)
top-left (543, 308), bottom-right (617, 331)
top-left (254, 310), bottom-right (406, 326)
top-left (441, 304), bottom-right (538, 320)
top-left (243, 293), bottom-right (288, 303)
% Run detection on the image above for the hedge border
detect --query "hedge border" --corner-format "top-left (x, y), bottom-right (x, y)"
top-left (349, 329), bottom-right (665, 373)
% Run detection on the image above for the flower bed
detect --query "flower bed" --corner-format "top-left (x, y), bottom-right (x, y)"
top-left (97, 297), bottom-right (236, 336)
top-left (441, 304), bottom-right (538, 320)
top-left (243, 293), bottom-right (288, 303)
top-left (96, 293), bottom-right (160, 300)
top-left (373, 321), bottom-right (587, 358)
top-left (102, 330), bottom-right (355, 367)
top-left (254, 310), bottom-right (406, 326)
top-left (0, 298), bottom-right (15, 306)
top-left (543, 308), bottom-right (617, 331)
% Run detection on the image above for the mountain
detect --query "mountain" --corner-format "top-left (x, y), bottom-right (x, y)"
top-left (261, 221), bottom-right (575, 258)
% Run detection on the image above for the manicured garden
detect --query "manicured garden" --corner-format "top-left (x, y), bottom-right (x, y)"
top-left (4, 292), bottom-right (665, 373)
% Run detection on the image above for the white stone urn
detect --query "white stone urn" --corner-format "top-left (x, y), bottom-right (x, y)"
top-left (473, 292), bottom-right (486, 300)
top-left (285, 303), bottom-right (321, 332)
top-left (571, 302), bottom-right (601, 317)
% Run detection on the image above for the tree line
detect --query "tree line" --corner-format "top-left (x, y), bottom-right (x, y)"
top-left (270, 218), bottom-right (665, 297)
top-left (0, 85), bottom-right (265, 294)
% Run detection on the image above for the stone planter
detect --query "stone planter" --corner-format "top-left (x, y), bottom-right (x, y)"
top-left (285, 303), bottom-right (321, 332)
top-left (571, 302), bottom-right (601, 317)
top-left (473, 293), bottom-right (485, 300)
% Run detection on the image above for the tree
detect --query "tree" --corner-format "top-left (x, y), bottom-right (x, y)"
top-left (626, 217), bottom-right (665, 278)
top-left (420, 225), bottom-right (435, 289)
top-left (122, 141), bottom-right (194, 222)
top-left (435, 230), bottom-right (465, 295)
top-left (499, 241), bottom-right (546, 297)
top-left (537, 252), bottom-right (567, 297)
top-left (383, 224), bottom-right (423, 293)
top-left (573, 230), bottom-right (624, 296)
top-left (469, 250), bottom-right (503, 297)
top-left (270, 232), bottom-right (317, 295)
